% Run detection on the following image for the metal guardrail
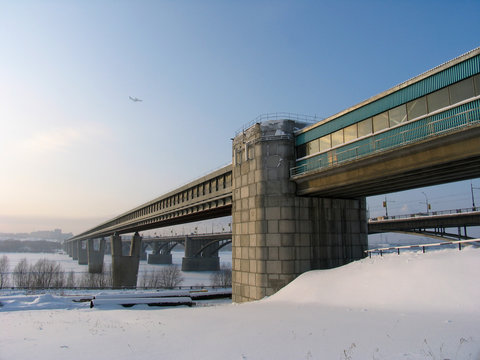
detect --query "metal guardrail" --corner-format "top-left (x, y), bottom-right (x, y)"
top-left (365, 238), bottom-right (480, 257)
top-left (291, 104), bottom-right (480, 177)
top-left (368, 207), bottom-right (480, 222)
top-left (236, 112), bottom-right (320, 136)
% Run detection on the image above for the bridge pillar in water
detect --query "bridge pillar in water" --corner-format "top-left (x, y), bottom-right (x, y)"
top-left (77, 240), bottom-right (88, 265)
top-left (87, 238), bottom-right (105, 273)
top-left (182, 236), bottom-right (220, 271)
top-left (72, 240), bottom-right (78, 260)
top-left (140, 244), bottom-right (148, 261)
top-left (65, 241), bottom-right (72, 257)
top-left (148, 253), bottom-right (173, 264)
top-left (231, 120), bottom-right (368, 303)
top-left (148, 243), bottom-right (173, 264)
top-left (111, 232), bottom-right (142, 288)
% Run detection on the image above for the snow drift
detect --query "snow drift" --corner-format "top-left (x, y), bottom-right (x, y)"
top-left (1, 248), bottom-right (479, 360)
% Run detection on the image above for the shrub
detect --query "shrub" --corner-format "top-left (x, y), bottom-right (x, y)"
top-left (28, 259), bottom-right (65, 289)
top-left (13, 258), bottom-right (30, 288)
top-left (140, 265), bottom-right (183, 289)
top-left (210, 263), bottom-right (232, 287)
top-left (0, 255), bottom-right (9, 288)
top-left (78, 266), bottom-right (112, 289)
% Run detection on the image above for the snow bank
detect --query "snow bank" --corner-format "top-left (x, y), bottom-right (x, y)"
top-left (1, 248), bottom-right (479, 360)
top-left (0, 293), bottom-right (89, 311)
top-left (269, 247), bottom-right (480, 313)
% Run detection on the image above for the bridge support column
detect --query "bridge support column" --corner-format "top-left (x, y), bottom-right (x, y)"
top-left (148, 253), bottom-right (172, 264)
top-left (65, 242), bottom-right (72, 257)
top-left (87, 238), bottom-right (105, 273)
top-left (111, 232), bottom-right (142, 288)
top-left (72, 240), bottom-right (78, 260)
top-left (182, 236), bottom-right (220, 271)
top-left (77, 240), bottom-right (88, 265)
top-left (231, 120), bottom-right (367, 303)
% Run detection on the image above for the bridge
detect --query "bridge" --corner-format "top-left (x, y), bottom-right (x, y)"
top-left (66, 47), bottom-right (480, 302)
top-left (143, 232), bottom-right (232, 271)
top-left (369, 207), bottom-right (480, 241)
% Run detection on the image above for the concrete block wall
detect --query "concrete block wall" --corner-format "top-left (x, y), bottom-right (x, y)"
top-left (232, 120), bottom-right (367, 303)
top-left (310, 197), bottom-right (368, 269)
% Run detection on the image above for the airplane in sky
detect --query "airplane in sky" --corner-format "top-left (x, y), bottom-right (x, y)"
top-left (129, 96), bottom-right (143, 102)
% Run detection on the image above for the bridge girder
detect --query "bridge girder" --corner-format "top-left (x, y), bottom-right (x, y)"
top-left (295, 124), bottom-right (480, 198)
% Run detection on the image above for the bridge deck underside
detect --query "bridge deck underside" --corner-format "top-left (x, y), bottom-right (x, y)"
top-left (107, 205), bottom-right (232, 236)
top-left (295, 125), bottom-right (480, 198)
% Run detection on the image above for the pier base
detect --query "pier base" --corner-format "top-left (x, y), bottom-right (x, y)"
top-left (148, 253), bottom-right (172, 264)
top-left (182, 256), bottom-right (220, 271)
top-left (111, 232), bottom-right (142, 288)
top-left (77, 240), bottom-right (88, 265)
top-left (87, 238), bottom-right (105, 273)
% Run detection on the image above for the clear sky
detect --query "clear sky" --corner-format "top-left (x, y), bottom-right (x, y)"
top-left (1, 1), bottom-right (479, 235)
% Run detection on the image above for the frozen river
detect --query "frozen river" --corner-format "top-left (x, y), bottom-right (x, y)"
top-left (0, 251), bottom-right (232, 288)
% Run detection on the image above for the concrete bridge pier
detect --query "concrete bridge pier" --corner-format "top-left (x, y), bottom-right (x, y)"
top-left (72, 240), bottom-right (78, 260)
top-left (65, 241), bottom-right (72, 257)
top-left (111, 232), bottom-right (142, 288)
top-left (148, 253), bottom-right (173, 264)
top-left (77, 240), bottom-right (88, 265)
top-left (182, 236), bottom-right (220, 271)
top-left (148, 242), bottom-right (173, 264)
top-left (232, 120), bottom-right (367, 303)
top-left (140, 243), bottom-right (148, 261)
top-left (87, 238), bottom-right (106, 273)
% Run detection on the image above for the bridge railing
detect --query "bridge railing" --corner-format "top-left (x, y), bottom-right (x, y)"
top-left (368, 207), bottom-right (480, 222)
top-left (291, 103), bottom-right (480, 177)
top-left (236, 112), bottom-right (320, 135)
top-left (365, 238), bottom-right (480, 257)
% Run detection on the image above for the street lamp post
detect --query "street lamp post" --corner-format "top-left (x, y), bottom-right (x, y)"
top-left (471, 181), bottom-right (480, 210)
top-left (421, 192), bottom-right (430, 214)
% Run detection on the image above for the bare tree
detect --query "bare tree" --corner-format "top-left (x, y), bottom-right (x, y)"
top-left (210, 263), bottom-right (232, 287)
top-left (159, 265), bottom-right (183, 288)
top-left (141, 265), bottom-right (184, 289)
top-left (77, 265), bottom-right (112, 289)
top-left (29, 259), bottom-right (65, 289)
top-left (140, 270), bottom-right (161, 288)
top-left (13, 258), bottom-right (30, 288)
top-left (66, 270), bottom-right (76, 288)
top-left (0, 255), bottom-right (9, 288)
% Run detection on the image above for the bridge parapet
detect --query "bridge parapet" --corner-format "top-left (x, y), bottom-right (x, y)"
top-left (68, 165), bottom-right (232, 242)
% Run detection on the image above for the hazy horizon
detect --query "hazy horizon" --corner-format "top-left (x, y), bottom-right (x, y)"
top-left (1, 1), bottom-right (479, 235)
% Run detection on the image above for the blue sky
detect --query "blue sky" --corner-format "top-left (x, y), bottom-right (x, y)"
top-left (0, 1), bottom-right (479, 234)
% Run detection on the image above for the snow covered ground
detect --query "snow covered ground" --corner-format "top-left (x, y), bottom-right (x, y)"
top-left (1, 247), bottom-right (479, 359)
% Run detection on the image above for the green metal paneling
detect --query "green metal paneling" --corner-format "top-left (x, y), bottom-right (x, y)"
top-left (293, 99), bottom-right (480, 176)
top-left (296, 54), bottom-right (480, 146)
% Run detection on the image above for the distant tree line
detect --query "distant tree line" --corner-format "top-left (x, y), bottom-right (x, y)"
top-left (0, 256), bottom-right (110, 290)
top-left (0, 240), bottom-right (63, 253)
top-left (0, 255), bottom-right (232, 290)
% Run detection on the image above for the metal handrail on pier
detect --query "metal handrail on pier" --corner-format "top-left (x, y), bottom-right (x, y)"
top-left (365, 238), bottom-right (480, 257)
